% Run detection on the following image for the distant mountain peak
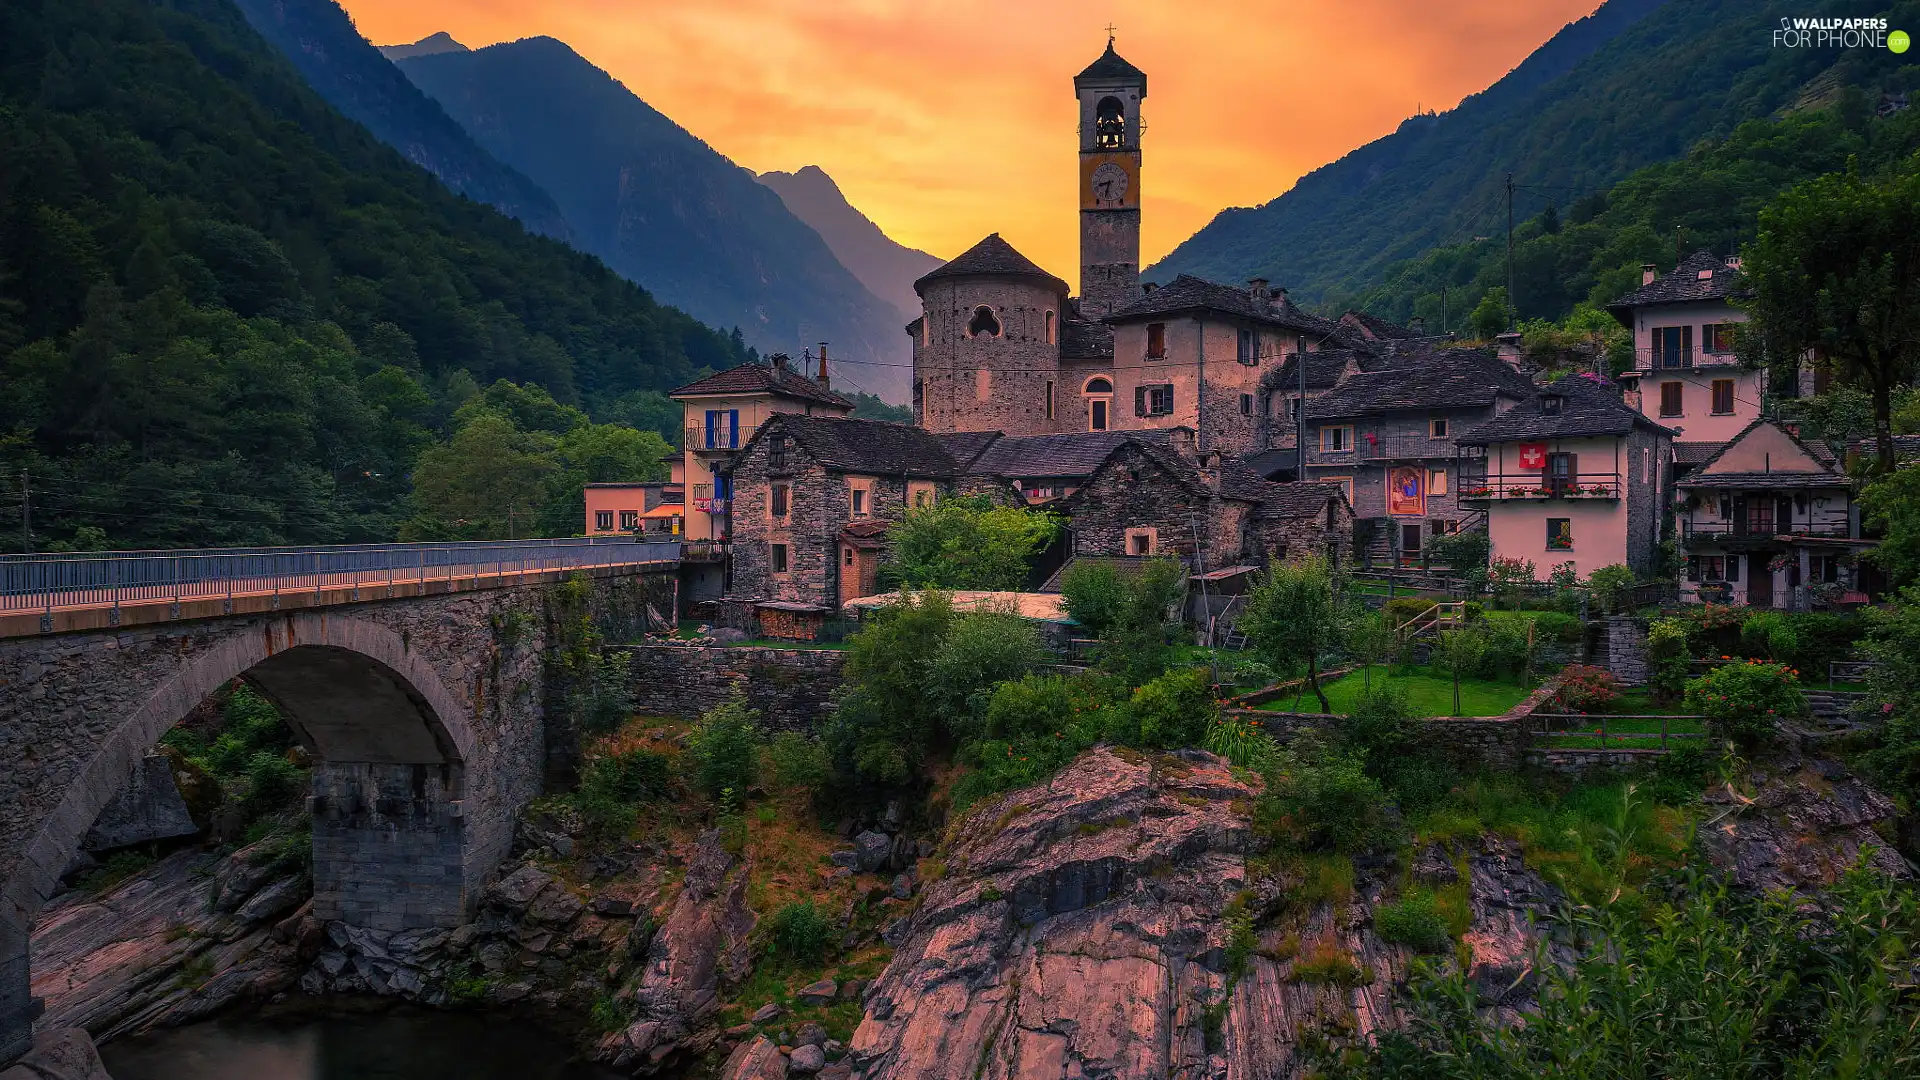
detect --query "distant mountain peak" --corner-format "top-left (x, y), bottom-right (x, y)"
top-left (757, 165), bottom-right (941, 328)
top-left (378, 31), bottom-right (468, 61)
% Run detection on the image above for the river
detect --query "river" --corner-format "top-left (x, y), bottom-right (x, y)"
top-left (97, 1010), bottom-right (628, 1080)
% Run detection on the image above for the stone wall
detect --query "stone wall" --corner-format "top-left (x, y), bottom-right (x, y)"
top-left (1061, 442), bottom-right (1221, 558)
top-left (618, 645), bottom-right (848, 733)
top-left (1605, 616), bottom-right (1649, 686)
top-left (310, 762), bottom-right (469, 932)
top-left (915, 276), bottom-right (1065, 436)
top-left (1524, 747), bottom-right (1665, 776)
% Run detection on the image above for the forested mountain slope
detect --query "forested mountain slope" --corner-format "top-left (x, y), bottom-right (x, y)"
top-left (230, 0), bottom-right (569, 239)
top-left (0, 0), bottom-right (752, 549)
top-left (395, 38), bottom-right (914, 402)
top-left (1150, 0), bottom-right (1911, 307)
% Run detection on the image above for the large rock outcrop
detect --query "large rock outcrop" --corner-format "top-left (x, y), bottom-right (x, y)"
top-left (1700, 765), bottom-right (1915, 894)
top-left (599, 828), bottom-right (757, 1073)
top-left (0, 1028), bottom-right (113, 1080)
top-left (848, 746), bottom-right (1561, 1080)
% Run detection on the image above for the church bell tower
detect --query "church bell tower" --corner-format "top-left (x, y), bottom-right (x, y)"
top-left (1074, 36), bottom-right (1146, 317)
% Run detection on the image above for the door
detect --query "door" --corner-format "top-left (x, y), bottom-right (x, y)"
top-left (1546, 452), bottom-right (1577, 497)
top-left (1749, 553), bottom-right (1774, 607)
top-left (1776, 497), bottom-right (1795, 533)
top-left (1400, 523), bottom-right (1422, 562)
top-left (1731, 496), bottom-right (1749, 537)
top-left (1090, 399), bottom-right (1108, 431)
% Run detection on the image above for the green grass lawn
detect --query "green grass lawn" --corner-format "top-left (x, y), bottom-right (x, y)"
top-left (1532, 688), bottom-right (1705, 748)
top-left (1256, 666), bottom-right (1534, 718)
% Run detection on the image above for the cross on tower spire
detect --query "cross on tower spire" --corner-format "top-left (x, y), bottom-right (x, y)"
top-left (1104, 22), bottom-right (1117, 45)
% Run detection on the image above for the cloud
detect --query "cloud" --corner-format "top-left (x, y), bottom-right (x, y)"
top-left (342, 0), bottom-right (1599, 286)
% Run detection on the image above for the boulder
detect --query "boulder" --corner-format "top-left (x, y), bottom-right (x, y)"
top-left (488, 864), bottom-right (556, 913)
top-left (852, 831), bottom-right (891, 873)
top-left (889, 872), bottom-right (915, 901)
top-left (717, 1035), bottom-right (788, 1080)
top-left (82, 753), bottom-right (200, 852)
top-left (787, 1043), bottom-right (826, 1074)
top-left (0, 1029), bottom-right (113, 1080)
top-left (750, 1002), bottom-right (784, 1025)
top-left (795, 978), bottom-right (837, 1005)
top-left (1700, 769), bottom-right (1915, 894)
top-left (234, 874), bottom-right (308, 925)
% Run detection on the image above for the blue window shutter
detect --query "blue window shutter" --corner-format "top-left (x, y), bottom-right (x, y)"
top-left (705, 410), bottom-right (718, 448)
top-left (728, 410), bottom-right (739, 448)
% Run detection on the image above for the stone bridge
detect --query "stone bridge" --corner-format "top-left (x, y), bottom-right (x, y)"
top-left (0, 540), bottom-right (678, 1062)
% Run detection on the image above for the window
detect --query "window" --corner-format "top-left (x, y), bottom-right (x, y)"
top-left (1044, 310), bottom-right (1056, 345)
top-left (1704, 323), bottom-right (1736, 354)
top-left (844, 547), bottom-right (855, 567)
top-left (1810, 554), bottom-right (1841, 584)
top-left (1427, 468), bottom-right (1449, 496)
top-left (1095, 95), bottom-right (1126, 149)
top-left (1652, 326), bottom-right (1693, 369)
top-left (850, 486), bottom-right (868, 518)
top-left (1136, 384), bottom-right (1174, 417)
top-left (912, 379), bottom-right (924, 414)
top-left (771, 543), bottom-right (789, 574)
top-left (771, 483), bottom-right (789, 517)
top-left (705, 408), bottom-right (740, 449)
top-left (1546, 518), bottom-right (1573, 550)
top-left (1711, 379), bottom-right (1735, 415)
top-left (1320, 425), bottom-right (1352, 452)
top-left (619, 510), bottom-right (639, 531)
top-left (1090, 399), bottom-right (1109, 431)
top-left (1125, 527), bottom-right (1157, 555)
top-left (1239, 393), bottom-right (1253, 416)
top-left (1084, 376), bottom-right (1113, 394)
top-left (595, 511), bottom-right (614, 531)
top-left (1542, 395), bottom-right (1563, 416)
top-left (1726, 554), bottom-right (1741, 582)
top-left (1146, 322), bottom-right (1167, 360)
top-left (967, 306), bottom-right (1001, 337)
top-left (909, 482), bottom-right (936, 508)
top-left (1429, 417), bottom-right (1449, 438)
top-left (1545, 451), bottom-right (1578, 495)
top-left (1262, 394), bottom-right (1273, 418)
top-left (1237, 328), bottom-right (1257, 365)
top-left (1045, 381), bottom-right (1055, 419)
top-left (715, 474), bottom-right (732, 501)
top-left (768, 434), bottom-right (788, 471)
top-left (1659, 381), bottom-right (1684, 417)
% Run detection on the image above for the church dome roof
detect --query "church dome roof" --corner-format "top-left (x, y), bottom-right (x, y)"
top-left (1075, 42), bottom-right (1146, 94)
top-left (914, 233), bottom-right (1070, 297)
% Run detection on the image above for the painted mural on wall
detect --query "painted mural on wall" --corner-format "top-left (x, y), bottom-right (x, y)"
top-left (1388, 466), bottom-right (1424, 516)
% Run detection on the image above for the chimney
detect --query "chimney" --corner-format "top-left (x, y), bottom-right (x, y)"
top-left (1200, 449), bottom-right (1223, 491)
top-left (1169, 426), bottom-right (1197, 458)
top-left (1274, 286), bottom-right (1291, 310)
top-left (1409, 315), bottom-right (1426, 334)
top-left (771, 351), bottom-right (790, 371)
top-left (1141, 281), bottom-right (1159, 295)
top-left (1641, 263), bottom-right (1658, 286)
top-left (816, 342), bottom-right (830, 388)
top-left (1725, 255), bottom-right (1742, 272)
top-left (1247, 278), bottom-right (1269, 300)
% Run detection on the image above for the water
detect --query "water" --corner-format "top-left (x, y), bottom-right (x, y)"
top-left (98, 1011), bottom-right (625, 1080)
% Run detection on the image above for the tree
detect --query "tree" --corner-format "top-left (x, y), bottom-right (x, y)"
top-left (1061, 558), bottom-right (1186, 687)
top-left (1433, 628), bottom-right (1488, 717)
top-left (1469, 287), bottom-right (1510, 342)
top-left (1741, 165), bottom-right (1920, 473)
top-left (1863, 588), bottom-right (1920, 803)
top-left (407, 412), bottom-right (557, 539)
top-left (1243, 555), bottom-right (1347, 711)
top-left (884, 496), bottom-right (1062, 590)
top-left (1862, 467), bottom-right (1920, 587)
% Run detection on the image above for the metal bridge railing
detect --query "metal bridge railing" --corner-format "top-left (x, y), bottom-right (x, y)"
top-left (0, 537), bottom-right (681, 615)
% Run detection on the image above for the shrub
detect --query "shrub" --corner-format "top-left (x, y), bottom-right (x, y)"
top-left (764, 900), bottom-right (833, 967)
top-left (242, 750), bottom-right (303, 814)
top-left (575, 746), bottom-right (671, 838)
top-left (1588, 564), bottom-right (1637, 615)
top-left (1647, 617), bottom-right (1693, 703)
top-left (823, 592), bottom-right (956, 785)
top-left (885, 495), bottom-right (1063, 590)
top-left (1066, 558), bottom-right (1186, 687)
top-left (1488, 556), bottom-right (1537, 608)
top-left (1374, 889), bottom-right (1451, 952)
top-left (1381, 597), bottom-right (1438, 630)
top-left (1426, 530), bottom-right (1489, 574)
top-left (1204, 713), bottom-right (1276, 769)
top-left (1531, 610), bottom-right (1585, 644)
top-left (926, 611), bottom-right (1045, 742)
top-left (1127, 668), bottom-right (1218, 749)
top-left (1462, 601), bottom-right (1486, 622)
top-left (1684, 661), bottom-right (1808, 747)
top-left (1555, 665), bottom-right (1622, 714)
top-left (570, 650), bottom-right (635, 736)
top-left (1478, 617), bottom-right (1535, 680)
top-left (688, 698), bottom-right (761, 799)
top-left (1267, 746), bottom-right (1396, 854)
top-left (1060, 561), bottom-right (1128, 638)
top-left (1739, 611), bottom-right (1799, 664)
top-left (766, 733), bottom-right (830, 793)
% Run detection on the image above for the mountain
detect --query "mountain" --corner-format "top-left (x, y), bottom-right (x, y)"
top-left (1149, 0), bottom-right (1905, 307)
top-left (230, 0), bottom-right (568, 239)
top-left (378, 31), bottom-right (468, 62)
top-left (757, 165), bottom-right (943, 324)
top-left (393, 38), bottom-right (913, 401)
top-left (0, 0), bottom-right (752, 548)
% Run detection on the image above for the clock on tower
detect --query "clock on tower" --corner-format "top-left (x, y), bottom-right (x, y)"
top-left (1074, 38), bottom-right (1145, 317)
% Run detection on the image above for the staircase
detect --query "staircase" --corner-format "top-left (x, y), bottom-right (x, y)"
top-left (1803, 689), bottom-right (1869, 727)
top-left (1394, 601), bottom-right (1465, 641)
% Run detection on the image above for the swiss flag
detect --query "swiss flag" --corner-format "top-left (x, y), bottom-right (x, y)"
top-left (1518, 442), bottom-right (1548, 470)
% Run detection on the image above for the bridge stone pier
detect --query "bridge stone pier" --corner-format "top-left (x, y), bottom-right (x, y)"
top-left (0, 563), bottom-right (670, 1063)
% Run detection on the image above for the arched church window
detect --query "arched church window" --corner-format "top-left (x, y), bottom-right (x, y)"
top-left (1095, 96), bottom-right (1126, 149)
top-left (1044, 310), bottom-right (1056, 345)
top-left (1084, 377), bottom-right (1113, 394)
top-left (968, 306), bottom-right (1001, 338)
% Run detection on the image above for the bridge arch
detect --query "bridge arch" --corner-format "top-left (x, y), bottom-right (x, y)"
top-left (2, 612), bottom-right (497, 1062)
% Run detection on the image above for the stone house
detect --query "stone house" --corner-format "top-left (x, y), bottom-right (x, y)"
top-left (1457, 374), bottom-right (1674, 580)
top-left (1056, 430), bottom-right (1354, 569)
top-left (1674, 418), bottom-right (1867, 609)
top-left (669, 353), bottom-right (853, 542)
top-left (1299, 348), bottom-right (1536, 562)
top-left (1607, 252), bottom-right (1769, 463)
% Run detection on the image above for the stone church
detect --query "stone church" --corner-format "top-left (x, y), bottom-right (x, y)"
top-left (909, 40), bottom-right (1369, 458)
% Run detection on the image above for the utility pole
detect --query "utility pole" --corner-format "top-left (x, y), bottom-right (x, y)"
top-left (1296, 336), bottom-right (1308, 481)
top-left (1440, 285), bottom-right (1448, 337)
top-left (1505, 172), bottom-right (1516, 332)
top-left (18, 468), bottom-right (29, 554)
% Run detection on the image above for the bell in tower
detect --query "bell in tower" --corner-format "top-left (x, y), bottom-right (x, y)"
top-left (1074, 36), bottom-right (1146, 318)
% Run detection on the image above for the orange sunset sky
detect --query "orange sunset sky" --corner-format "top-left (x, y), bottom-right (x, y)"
top-left (339, 0), bottom-right (1601, 276)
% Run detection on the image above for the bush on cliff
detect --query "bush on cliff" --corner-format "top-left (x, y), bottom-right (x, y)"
top-left (689, 697), bottom-right (761, 799)
top-left (1061, 558), bottom-right (1185, 687)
